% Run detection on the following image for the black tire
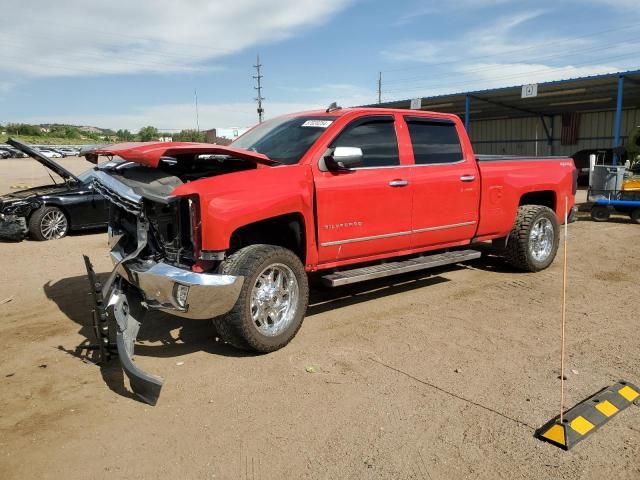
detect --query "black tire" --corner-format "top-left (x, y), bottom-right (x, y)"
top-left (630, 209), bottom-right (640, 224)
top-left (590, 205), bottom-right (610, 222)
top-left (504, 205), bottom-right (560, 272)
top-left (213, 244), bottom-right (309, 353)
top-left (28, 206), bottom-right (69, 241)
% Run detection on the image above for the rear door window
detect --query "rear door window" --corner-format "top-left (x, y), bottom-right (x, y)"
top-left (405, 117), bottom-right (463, 165)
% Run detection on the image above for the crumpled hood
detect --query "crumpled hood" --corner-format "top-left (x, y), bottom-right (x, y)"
top-left (82, 142), bottom-right (278, 168)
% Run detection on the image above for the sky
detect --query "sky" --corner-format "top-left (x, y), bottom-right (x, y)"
top-left (0, 0), bottom-right (638, 132)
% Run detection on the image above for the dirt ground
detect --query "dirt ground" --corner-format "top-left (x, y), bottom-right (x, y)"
top-left (1, 158), bottom-right (639, 479)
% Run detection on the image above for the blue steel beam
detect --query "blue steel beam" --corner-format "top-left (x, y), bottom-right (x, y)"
top-left (465, 95), bottom-right (470, 131)
top-left (613, 75), bottom-right (625, 165)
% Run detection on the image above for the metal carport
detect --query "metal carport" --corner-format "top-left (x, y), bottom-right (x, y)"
top-left (370, 70), bottom-right (640, 163)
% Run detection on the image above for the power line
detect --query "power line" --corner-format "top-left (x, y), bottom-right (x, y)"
top-left (384, 39), bottom-right (640, 87)
top-left (380, 22), bottom-right (640, 74)
top-left (253, 55), bottom-right (265, 123)
top-left (381, 53), bottom-right (640, 97)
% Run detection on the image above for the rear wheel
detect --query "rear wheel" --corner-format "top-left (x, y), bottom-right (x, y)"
top-left (630, 209), bottom-right (640, 224)
top-left (28, 206), bottom-right (68, 241)
top-left (504, 205), bottom-right (559, 272)
top-left (590, 205), bottom-right (610, 222)
top-left (213, 244), bottom-right (309, 353)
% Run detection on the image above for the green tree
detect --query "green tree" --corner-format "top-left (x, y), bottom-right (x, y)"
top-left (6, 123), bottom-right (41, 136)
top-left (174, 129), bottom-right (205, 142)
top-left (64, 127), bottom-right (81, 139)
top-left (138, 126), bottom-right (159, 141)
top-left (116, 129), bottom-right (134, 141)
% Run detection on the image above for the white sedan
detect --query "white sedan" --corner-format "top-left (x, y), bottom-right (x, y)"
top-left (37, 149), bottom-right (63, 158)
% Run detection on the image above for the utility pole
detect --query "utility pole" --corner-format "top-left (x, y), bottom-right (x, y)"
top-left (253, 55), bottom-right (265, 123)
top-left (378, 72), bottom-right (382, 104)
top-left (194, 88), bottom-right (200, 133)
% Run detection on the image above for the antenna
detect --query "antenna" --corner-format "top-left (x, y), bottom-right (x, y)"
top-left (194, 88), bottom-right (200, 133)
top-left (378, 71), bottom-right (382, 104)
top-left (253, 55), bottom-right (265, 123)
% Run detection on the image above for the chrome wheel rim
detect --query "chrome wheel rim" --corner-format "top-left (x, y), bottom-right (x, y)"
top-left (529, 218), bottom-right (554, 262)
top-left (40, 210), bottom-right (68, 240)
top-left (250, 263), bottom-right (299, 337)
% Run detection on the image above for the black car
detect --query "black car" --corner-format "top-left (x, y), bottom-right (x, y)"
top-left (0, 139), bottom-right (108, 241)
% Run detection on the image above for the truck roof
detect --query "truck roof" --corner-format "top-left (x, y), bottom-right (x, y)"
top-left (286, 107), bottom-right (461, 121)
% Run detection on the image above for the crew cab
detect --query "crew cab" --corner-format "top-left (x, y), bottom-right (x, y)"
top-left (83, 107), bottom-right (577, 404)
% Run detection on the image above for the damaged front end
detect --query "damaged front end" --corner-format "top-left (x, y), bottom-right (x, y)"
top-left (0, 213), bottom-right (28, 241)
top-left (0, 198), bottom-right (33, 241)
top-left (84, 169), bottom-right (243, 405)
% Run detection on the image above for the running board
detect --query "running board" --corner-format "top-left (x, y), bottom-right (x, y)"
top-left (321, 249), bottom-right (482, 287)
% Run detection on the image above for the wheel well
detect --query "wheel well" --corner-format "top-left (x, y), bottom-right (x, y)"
top-left (229, 213), bottom-right (306, 262)
top-left (519, 191), bottom-right (556, 212)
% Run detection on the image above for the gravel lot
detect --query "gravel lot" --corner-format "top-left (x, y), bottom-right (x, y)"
top-left (1, 157), bottom-right (639, 479)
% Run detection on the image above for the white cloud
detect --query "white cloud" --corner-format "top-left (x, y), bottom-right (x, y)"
top-left (380, 10), bottom-right (634, 100)
top-left (393, 0), bottom-right (513, 26)
top-left (1, 0), bottom-right (352, 77)
top-left (0, 82), bottom-right (13, 95)
top-left (383, 10), bottom-right (548, 64)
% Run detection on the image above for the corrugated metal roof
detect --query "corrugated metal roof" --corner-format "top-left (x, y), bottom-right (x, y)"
top-left (368, 69), bottom-right (640, 120)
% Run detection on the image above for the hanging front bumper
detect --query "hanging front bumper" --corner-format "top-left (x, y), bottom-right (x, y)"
top-left (85, 251), bottom-right (243, 406)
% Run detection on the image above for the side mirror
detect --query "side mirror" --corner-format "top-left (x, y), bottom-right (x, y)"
top-left (327, 146), bottom-right (363, 171)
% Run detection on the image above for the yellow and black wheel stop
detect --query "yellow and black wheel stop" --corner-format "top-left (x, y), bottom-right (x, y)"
top-left (536, 380), bottom-right (639, 450)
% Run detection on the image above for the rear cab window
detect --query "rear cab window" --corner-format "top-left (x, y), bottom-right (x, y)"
top-left (330, 115), bottom-right (399, 168)
top-left (404, 116), bottom-right (463, 165)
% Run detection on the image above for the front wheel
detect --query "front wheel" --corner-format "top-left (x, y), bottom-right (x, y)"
top-left (28, 206), bottom-right (69, 241)
top-left (213, 244), bottom-right (309, 353)
top-left (504, 205), bottom-right (560, 272)
top-left (630, 209), bottom-right (640, 224)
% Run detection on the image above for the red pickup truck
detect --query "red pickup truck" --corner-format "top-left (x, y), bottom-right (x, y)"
top-left (83, 106), bottom-right (577, 404)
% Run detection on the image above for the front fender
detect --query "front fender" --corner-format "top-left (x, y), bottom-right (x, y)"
top-left (171, 165), bottom-right (317, 262)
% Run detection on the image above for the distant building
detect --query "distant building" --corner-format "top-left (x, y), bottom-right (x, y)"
top-left (206, 127), bottom-right (249, 143)
top-left (205, 129), bottom-right (217, 143)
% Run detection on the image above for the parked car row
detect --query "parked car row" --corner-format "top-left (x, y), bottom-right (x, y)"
top-left (0, 139), bottom-right (108, 241)
top-left (0, 145), bottom-right (82, 159)
top-left (0, 146), bottom-right (29, 158)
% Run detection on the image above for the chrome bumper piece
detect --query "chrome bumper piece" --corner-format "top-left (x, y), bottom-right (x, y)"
top-left (110, 249), bottom-right (243, 319)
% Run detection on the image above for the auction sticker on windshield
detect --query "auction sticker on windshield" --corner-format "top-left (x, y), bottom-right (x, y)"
top-left (301, 120), bottom-right (333, 128)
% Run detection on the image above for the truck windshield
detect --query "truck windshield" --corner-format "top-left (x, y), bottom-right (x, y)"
top-left (232, 115), bottom-right (337, 165)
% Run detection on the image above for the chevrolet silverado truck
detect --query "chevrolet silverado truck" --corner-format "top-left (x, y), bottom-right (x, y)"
top-left (82, 106), bottom-right (577, 404)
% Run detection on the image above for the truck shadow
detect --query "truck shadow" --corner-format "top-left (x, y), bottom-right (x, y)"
top-left (306, 271), bottom-right (452, 317)
top-left (43, 265), bottom-right (465, 400)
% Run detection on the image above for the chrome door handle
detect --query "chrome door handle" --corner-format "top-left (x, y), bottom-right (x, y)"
top-left (389, 179), bottom-right (409, 187)
top-left (460, 175), bottom-right (476, 182)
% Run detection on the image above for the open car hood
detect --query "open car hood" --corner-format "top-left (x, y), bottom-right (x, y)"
top-left (7, 138), bottom-right (79, 182)
top-left (81, 142), bottom-right (278, 168)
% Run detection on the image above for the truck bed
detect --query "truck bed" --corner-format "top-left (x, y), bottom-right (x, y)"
top-left (475, 156), bottom-right (576, 239)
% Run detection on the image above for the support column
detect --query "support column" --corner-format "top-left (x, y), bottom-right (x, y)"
top-left (613, 75), bottom-right (625, 165)
top-left (464, 95), bottom-right (470, 132)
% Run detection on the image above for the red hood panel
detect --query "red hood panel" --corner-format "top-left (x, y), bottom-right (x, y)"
top-left (87, 142), bottom-right (276, 167)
